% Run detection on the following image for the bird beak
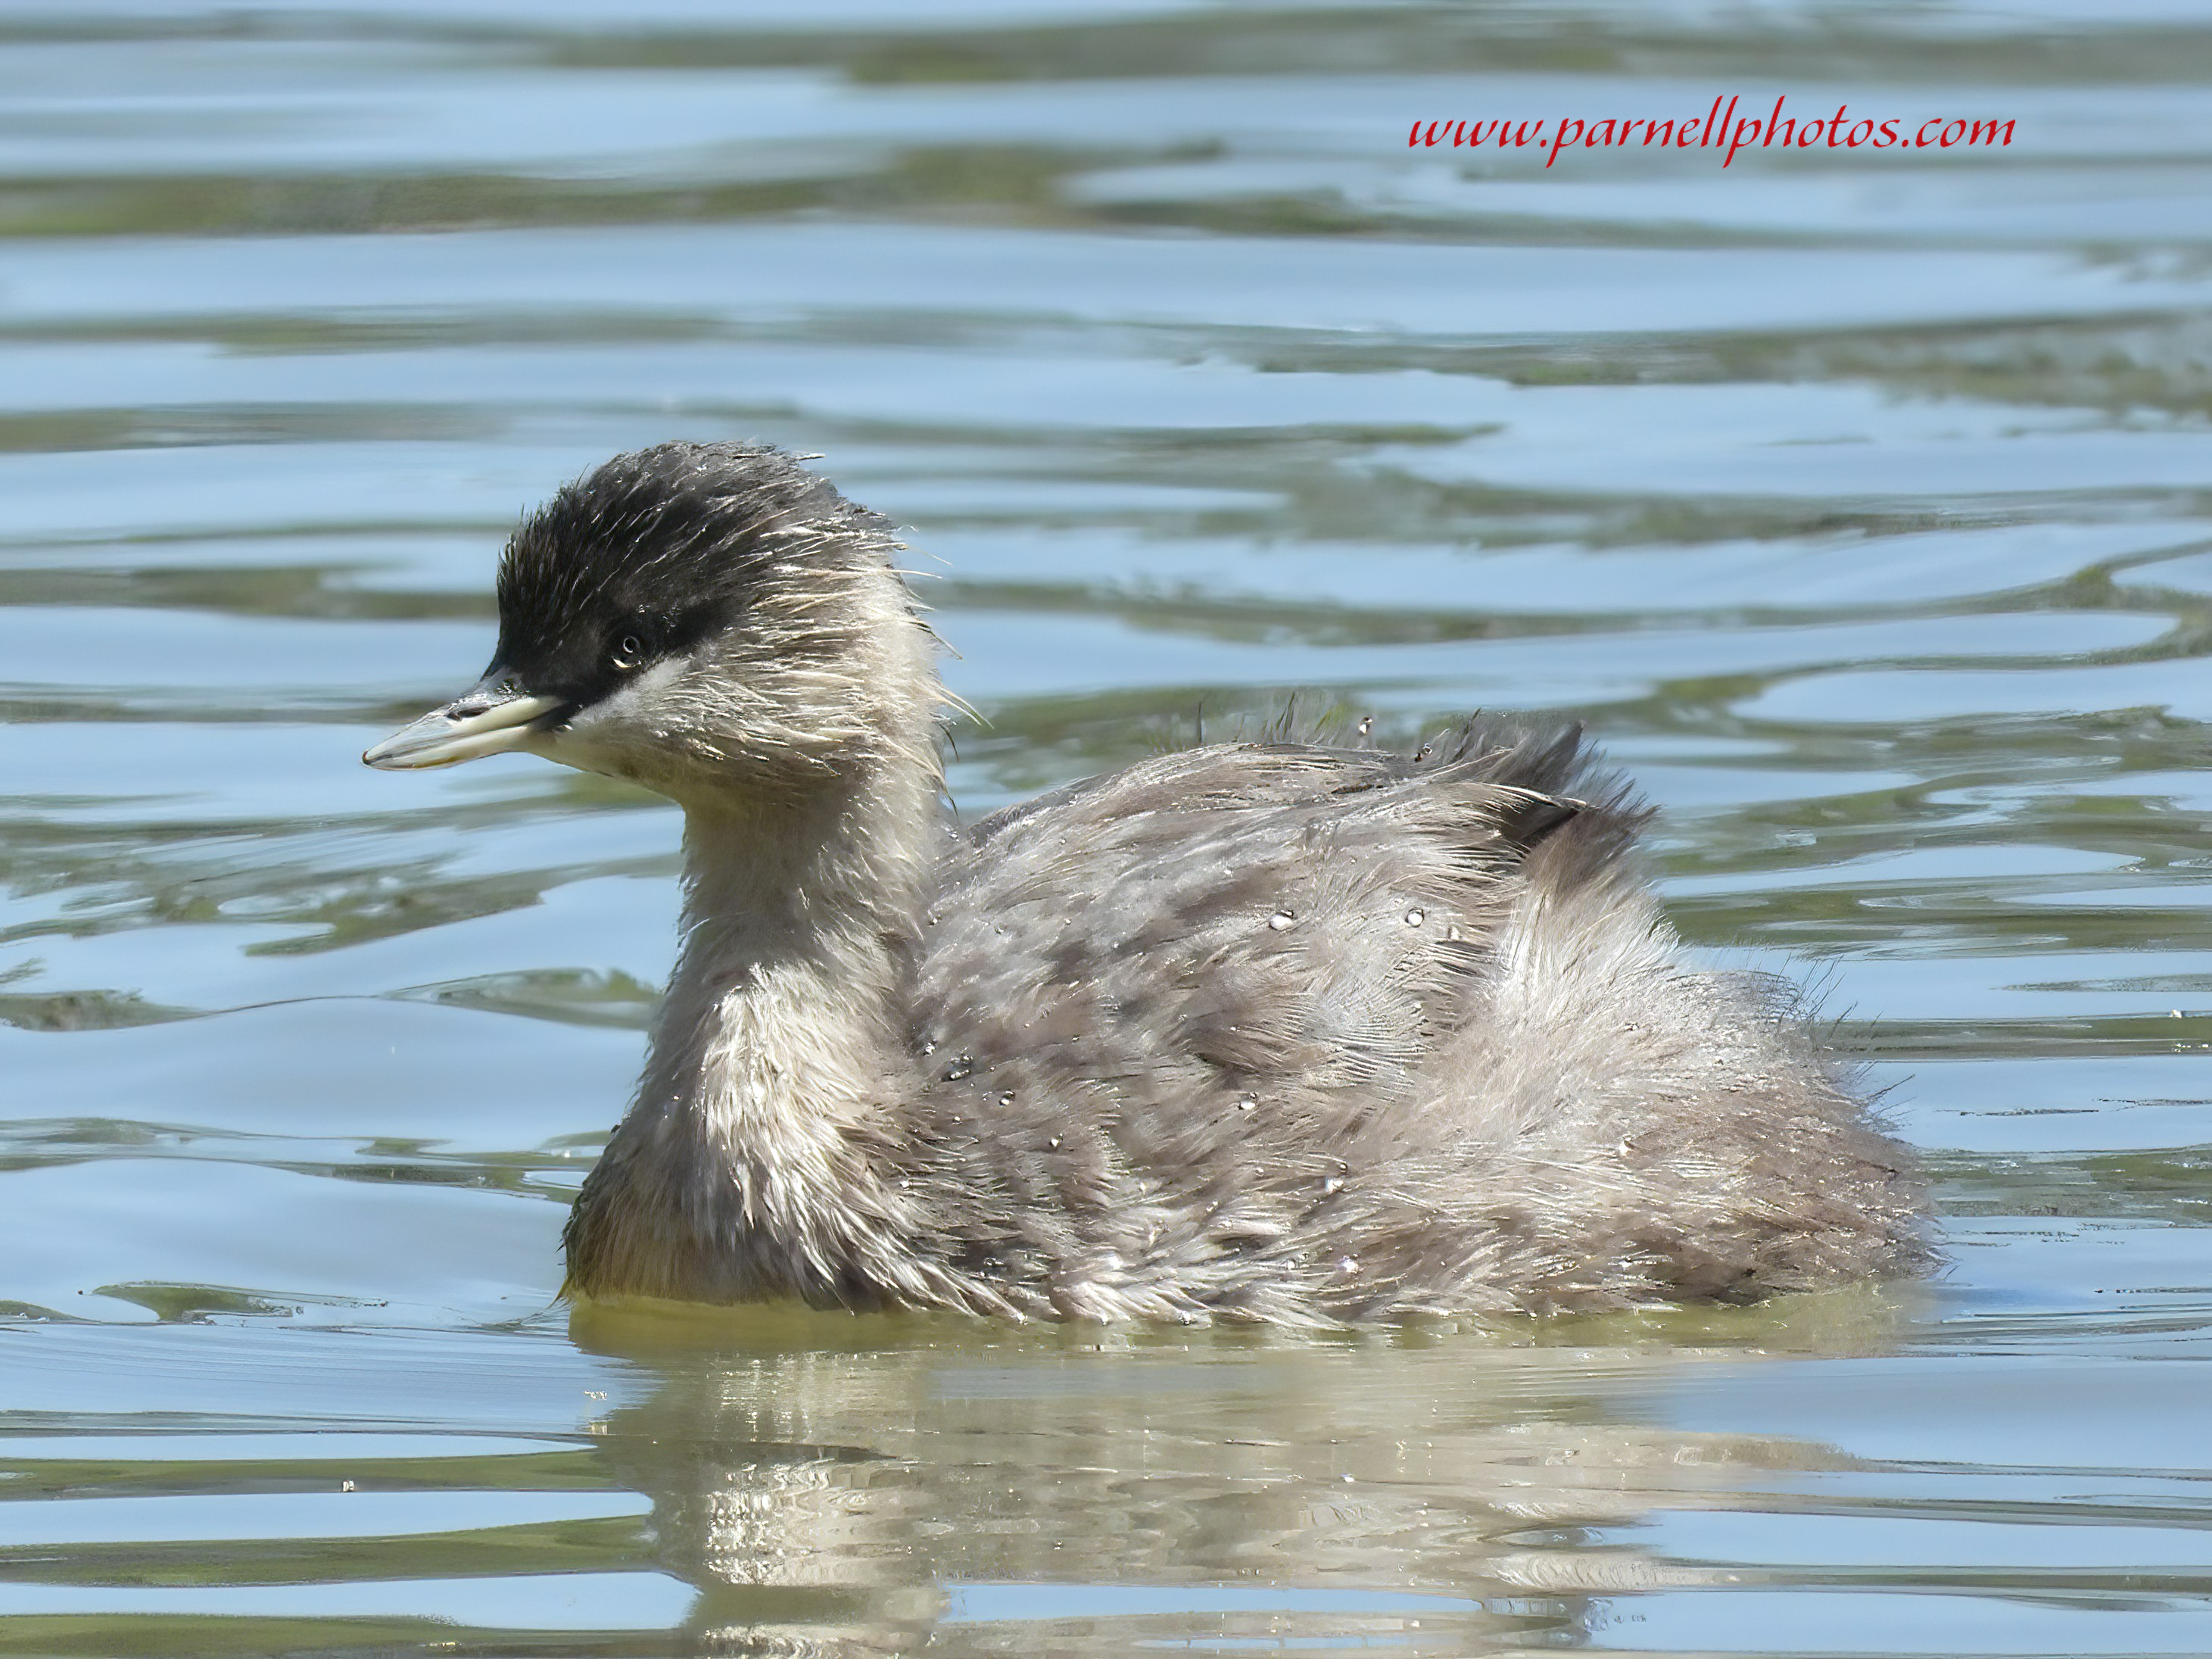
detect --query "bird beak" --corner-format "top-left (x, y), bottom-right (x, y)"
top-left (363, 674), bottom-right (567, 770)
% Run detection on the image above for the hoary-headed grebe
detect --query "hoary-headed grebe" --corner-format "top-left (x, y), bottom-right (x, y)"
top-left (366, 441), bottom-right (1927, 1322)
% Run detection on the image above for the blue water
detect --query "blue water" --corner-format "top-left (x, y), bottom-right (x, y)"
top-left (5, 2), bottom-right (2212, 1652)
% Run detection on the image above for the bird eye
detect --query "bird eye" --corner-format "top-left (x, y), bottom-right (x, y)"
top-left (608, 625), bottom-right (653, 671)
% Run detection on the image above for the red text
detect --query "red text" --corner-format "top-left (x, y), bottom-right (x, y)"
top-left (1407, 97), bottom-right (2017, 167)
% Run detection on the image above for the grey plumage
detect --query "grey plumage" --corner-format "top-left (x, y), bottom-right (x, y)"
top-left (368, 440), bottom-right (1930, 1324)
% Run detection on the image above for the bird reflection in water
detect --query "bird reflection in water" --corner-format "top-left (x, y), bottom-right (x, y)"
top-left (566, 1288), bottom-right (1916, 1655)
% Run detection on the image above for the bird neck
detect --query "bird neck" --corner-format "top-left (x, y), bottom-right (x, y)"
top-left (564, 757), bottom-right (948, 1306)
top-left (664, 754), bottom-right (940, 1130)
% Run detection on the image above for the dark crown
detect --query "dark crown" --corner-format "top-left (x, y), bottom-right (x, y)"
top-left (489, 441), bottom-right (886, 703)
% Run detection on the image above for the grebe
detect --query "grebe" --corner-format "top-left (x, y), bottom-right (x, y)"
top-left (366, 441), bottom-right (1927, 1322)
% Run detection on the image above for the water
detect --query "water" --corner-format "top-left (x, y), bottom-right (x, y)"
top-left (4, 1), bottom-right (2211, 1652)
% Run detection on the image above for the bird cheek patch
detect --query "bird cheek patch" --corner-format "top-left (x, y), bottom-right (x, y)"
top-left (567, 656), bottom-right (689, 740)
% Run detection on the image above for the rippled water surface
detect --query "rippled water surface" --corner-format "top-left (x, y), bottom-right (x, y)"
top-left (6, 2), bottom-right (2212, 1653)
